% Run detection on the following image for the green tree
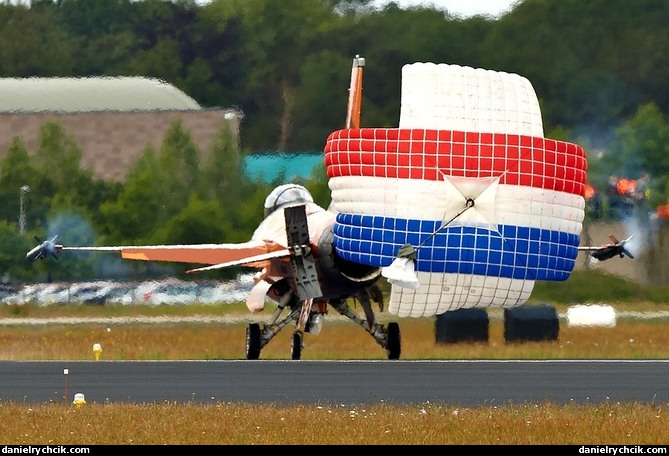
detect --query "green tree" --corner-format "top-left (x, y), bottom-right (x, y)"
top-left (608, 103), bottom-right (669, 207)
top-left (150, 193), bottom-right (230, 245)
top-left (0, 2), bottom-right (77, 77)
top-left (288, 51), bottom-right (354, 148)
top-left (202, 123), bottom-right (241, 199)
top-left (180, 5), bottom-right (245, 108)
top-left (52, 0), bottom-right (141, 75)
top-left (129, 37), bottom-right (184, 82)
top-left (483, 0), bottom-right (669, 142)
top-left (0, 220), bottom-right (34, 284)
top-left (201, 122), bottom-right (267, 241)
top-left (33, 122), bottom-right (86, 191)
top-left (0, 139), bottom-right (38, 227)
top-left (234, 0), bottom-right (337, 151)
top-left (100, 120), bottom-right (223, 245)
top-left (158, 120), bottom-right (202, 204)
top-left (30, 122), bottom-right (108, 230)
top-left (99, 146), bottom-right (164, 243)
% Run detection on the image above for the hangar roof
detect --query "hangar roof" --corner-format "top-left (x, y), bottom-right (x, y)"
top-left (0, 76), bottom-right (201, 113)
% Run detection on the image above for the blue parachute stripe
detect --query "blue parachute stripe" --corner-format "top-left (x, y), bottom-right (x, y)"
top-left (333, 213), bottom-right (578, 281)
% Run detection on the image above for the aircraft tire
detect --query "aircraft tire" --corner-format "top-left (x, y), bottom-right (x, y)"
top-left (386, 322), bottom-right (401, 360)
top-left (291, 332), bottom-right (303, 360)
top-left (246, 323), bottom-right (261, 360)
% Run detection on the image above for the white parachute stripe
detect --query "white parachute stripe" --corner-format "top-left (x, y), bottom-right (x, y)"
top-left (399, 63), bottom-right (544, 137)
top-left (389, 272), bottom-right (535, 317)
top-left (330, 175), bottom-right (584, 234)
top-left (334, 62), bottom-right (577, 318)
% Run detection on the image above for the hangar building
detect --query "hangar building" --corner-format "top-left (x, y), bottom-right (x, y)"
top-left (0, 77), bottom-right (241, 181)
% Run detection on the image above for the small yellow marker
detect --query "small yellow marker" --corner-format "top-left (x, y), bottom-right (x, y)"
top-left (93, 343), bottom-right (102, 360)
top-left (73, 392), bottom-right (86, 406)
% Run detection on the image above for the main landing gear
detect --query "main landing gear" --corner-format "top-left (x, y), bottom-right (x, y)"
top-left (244, 287), bottom-right (401, 361)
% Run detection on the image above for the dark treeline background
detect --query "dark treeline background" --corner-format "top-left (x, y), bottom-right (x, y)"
top-left (2, 0), bottom-right (669, 283)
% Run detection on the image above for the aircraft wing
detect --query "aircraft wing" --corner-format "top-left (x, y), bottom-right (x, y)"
top-left (55, 240), bottom-right (290, 268)
top-left (185, 249), bottom-right (291, 274)
top-left (577, 245), bottom-right (614, 252)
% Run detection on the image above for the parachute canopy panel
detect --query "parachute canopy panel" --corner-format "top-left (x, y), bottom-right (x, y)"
top-left (325, 63), bottom-right (587, 318)
top-left (399, 63), bottom-right (545, 137)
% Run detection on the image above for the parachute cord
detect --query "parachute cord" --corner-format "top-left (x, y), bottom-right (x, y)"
top-left (393, 197), bottom-right (475, 261)
top-left (416, 197), bottom-right (475, 250)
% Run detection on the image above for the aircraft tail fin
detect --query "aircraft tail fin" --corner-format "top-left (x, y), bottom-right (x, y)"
top-left (345, 55), bottom-right (365, 129)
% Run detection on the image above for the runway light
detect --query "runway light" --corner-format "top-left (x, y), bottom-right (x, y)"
top-left (73, 393), bottom-right (86, 406)
top-left (93, 343), bottom-right (102, 360)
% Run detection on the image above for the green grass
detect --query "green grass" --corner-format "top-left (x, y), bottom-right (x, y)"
top-left (1, 401), bottom-right (667, 445)
top-left (2, 269), bottom-right (669, 444)
top-left (531, 269), bottom-right (667, 304)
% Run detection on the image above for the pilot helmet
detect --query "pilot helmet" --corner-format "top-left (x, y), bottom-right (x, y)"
top-left (263, 183), bottom-right (314, 217)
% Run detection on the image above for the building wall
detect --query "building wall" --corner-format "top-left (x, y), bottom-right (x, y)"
top-left (0, 109), bottom-right (239, 181)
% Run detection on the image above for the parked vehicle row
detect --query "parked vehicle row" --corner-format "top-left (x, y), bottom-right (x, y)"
top-left (0, 275), bottom-right (255, 306)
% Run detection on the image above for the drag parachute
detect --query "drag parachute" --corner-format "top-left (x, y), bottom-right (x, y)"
top-left (325, 63), bottom-right (587, 317)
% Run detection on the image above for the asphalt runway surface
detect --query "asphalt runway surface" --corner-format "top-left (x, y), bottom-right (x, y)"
top-left (1, 360), bottom-right (667, 406)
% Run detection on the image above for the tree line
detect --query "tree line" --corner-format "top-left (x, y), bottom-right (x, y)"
top-left (2, 0), bottom-right (669, 283)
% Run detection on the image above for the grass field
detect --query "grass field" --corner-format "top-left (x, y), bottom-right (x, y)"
top-left (1, 401), bottom-right (667, 445)
top-left (1, 306), bottom-right (669, 361)
top-left (1, 269), bottom-right (668, 444)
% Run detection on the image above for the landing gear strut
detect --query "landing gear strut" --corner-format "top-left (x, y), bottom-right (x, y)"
top-left (330, 296), bottom-right (401, 360)
top-left (243, 288), bottom-right (401, 360)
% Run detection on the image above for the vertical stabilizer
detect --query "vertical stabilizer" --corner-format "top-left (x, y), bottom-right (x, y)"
top-left (345, 55), bottom-right (365, 129)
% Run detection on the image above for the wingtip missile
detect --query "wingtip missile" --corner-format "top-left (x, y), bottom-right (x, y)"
top-left (617, 234), bottom-right (635, 259)
top-left (26, 235), bottom-right (61, 262)
top-left (590, 234), bottom-right (634, 261)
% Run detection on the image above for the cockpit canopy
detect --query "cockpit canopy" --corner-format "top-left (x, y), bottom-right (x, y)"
top-left (263, 184), bottom-right (314, 217)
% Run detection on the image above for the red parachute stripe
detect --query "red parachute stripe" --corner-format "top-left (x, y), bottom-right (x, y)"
top-left (324, 128), bottom-right (588, 196)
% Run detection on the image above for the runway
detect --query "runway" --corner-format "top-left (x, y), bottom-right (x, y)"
top-left (1, 360), bottom-right (667, 406)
